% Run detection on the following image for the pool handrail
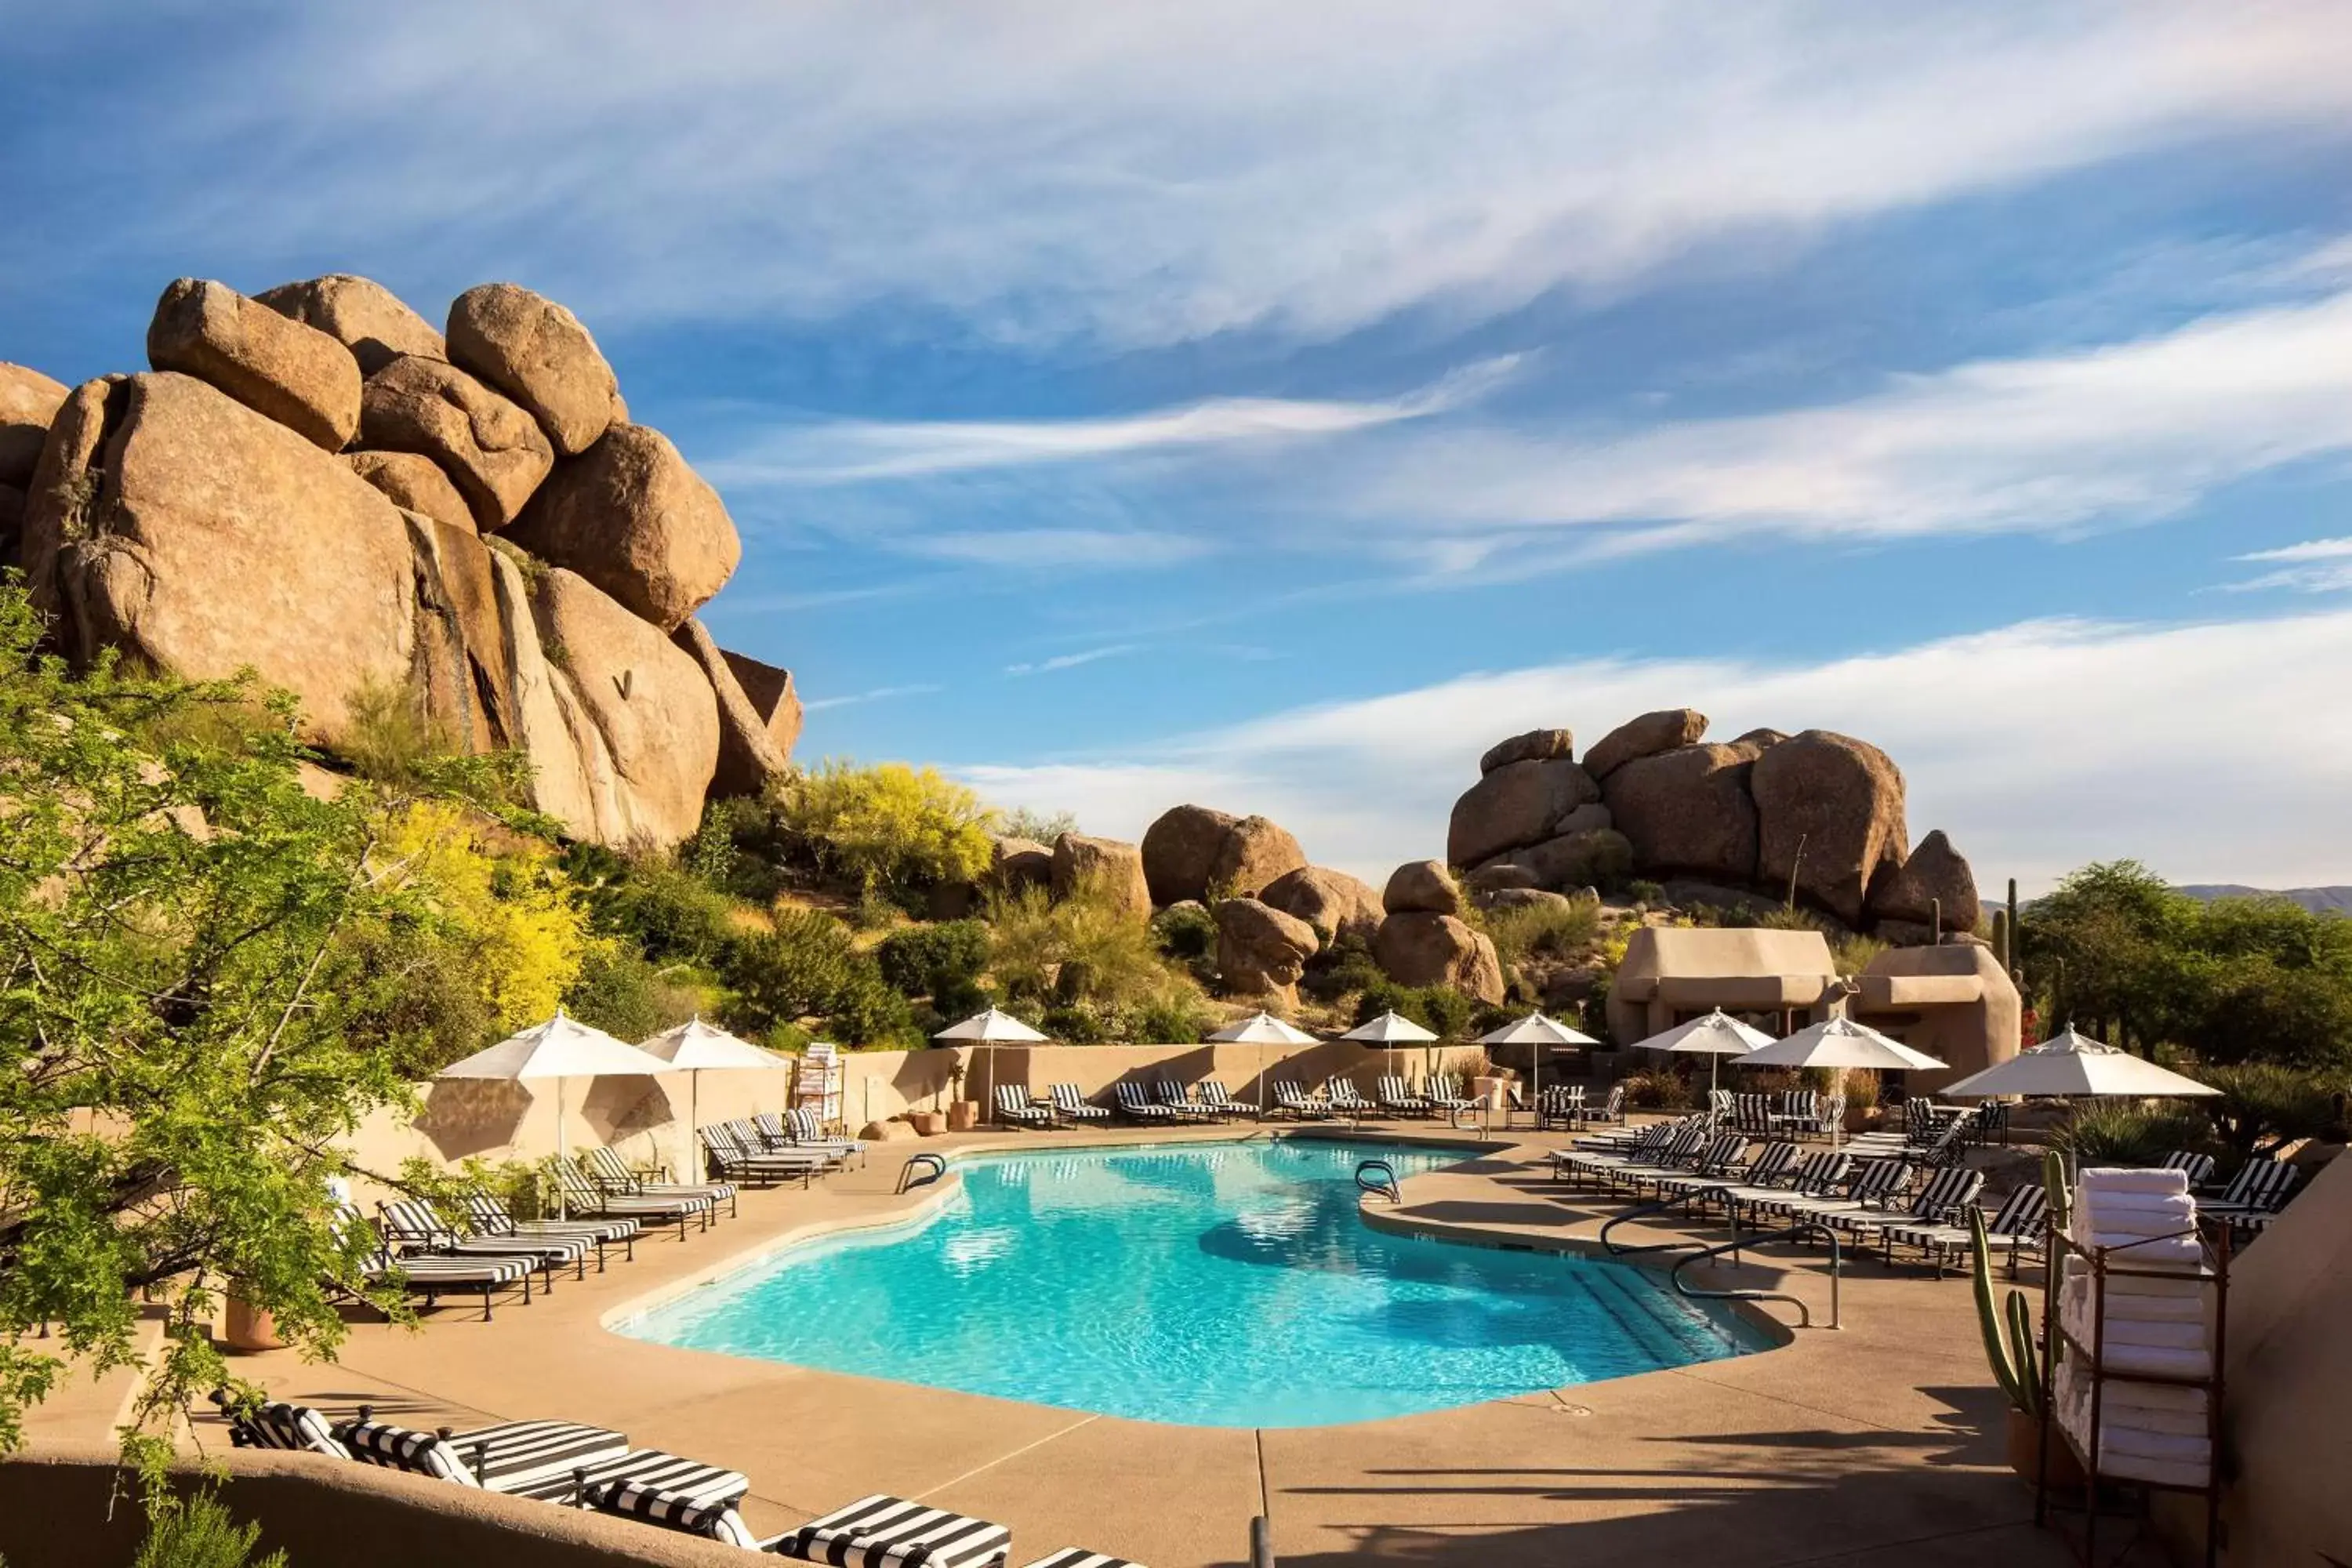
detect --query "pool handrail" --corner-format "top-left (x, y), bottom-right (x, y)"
top-left (1355, 1159), bottom-right (1403, 1204)
top-left (1668, 1219), bottom-right (1843, 1330)
top-left (895, 1152), bottom-right (948, 1195)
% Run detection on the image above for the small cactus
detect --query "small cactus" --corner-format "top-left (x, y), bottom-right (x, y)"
top-left (1971, 1206), bottom-right (2044, 1416)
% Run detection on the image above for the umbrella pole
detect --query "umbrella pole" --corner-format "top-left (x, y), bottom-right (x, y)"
top-left (1258, 1041), bottom-right (1265, 1123)
top-left (556, 1076), bottom-right (569, 1221)
top-left (689, 1069), bottom-right (700, 1180)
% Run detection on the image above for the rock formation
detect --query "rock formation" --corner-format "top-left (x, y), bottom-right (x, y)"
top-left (1383, 859), bottom-right (1463, 916)
top-left (1451, 713), bottom-right (1976, 945)
top-left (1141, 804), bottom-right (1309, 903)
top-left (9, 272), bottom-right (798, 848)
top-left (1214, 898), bottom-right (1319, 998)
top-left (1374, 913), bottom-right (1505, 1003)
top-left (1050, 832), bottom-right (1152, 920)
top-left (1259, 865), bottom-right (1384, 946)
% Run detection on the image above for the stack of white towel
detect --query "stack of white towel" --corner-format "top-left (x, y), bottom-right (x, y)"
top-left (2053, 1167), bottom-right (2214, 1487)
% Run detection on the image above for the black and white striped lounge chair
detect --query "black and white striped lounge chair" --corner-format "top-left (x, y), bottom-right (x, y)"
top-left (1883, 1183), bottom-right (2049, 1276)
top-left (377, 1197), bottom-right (586, 1283)
top-left (779, 1494), bottom-right (1014, 1568)
top-left (1375, 1076), bottom-right (1432, 1118)
top-left (1704, 1146), bottom-right (1842, 1222)
top-left (1824, 1164), bottom-right (1986, 1256)
top-left (1744, 1158), bottom-right (1911, 1230)
top-left (1425, 1074), bottom-right (1477, 1123)
top-left (583, 1145), bottom-right (740, 1217)
top-left (2202, 1158), bottom-right (2302, 1229)
top-left (552, 1162), bottom-right (709, 1240)
top-left (461, 1189), bottom-right (639, 1270)
top-left (1049, 1083), bottom-right (1110, 1124)
top-left (1566, 1121), bottom-right (1708, 1192)
top-left (333, 1203), bottom-right (540, 1319)
top-left (995, 1084), bottom-right (1054, 1129)
top-left (755, 1110), bottom-right (868, 1166)
top-left (1587, 1084), bottom-right (1627, 1125)
top-left (209, 1393), bottom-right (349, 1457)
top-left (1610, 1128), bottom-right (1737, 1198)
top-left (1021, 1552), bottom-right (1147, 1568)
top-left (1197, 1080), bottom-right (1258, 1120)
top-left (1153, 1080), bottom-right (1214, 1122)
top-left (1548, 1119), bottom-right (1678, 1187)
top-left (2159, 1149), bottom-right (2218, 1189)
top-left (339, 1407), bottom-right (746, 1509)
top-left (1271, 1080), bottom-right (1334, 1120)
top-left (1325, 1080), bottom-right (1375, 1120)
top-left (699, 1123), bottom-right (826, 1187)
top-left (1648, 1136), bottom-right (1776, 1206)
top-left (1114, 1081), bottom-right (1182, 1123)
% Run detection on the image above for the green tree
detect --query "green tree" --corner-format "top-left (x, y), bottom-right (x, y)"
top-left (771, 760), bottom-right (994, 902)
top-left (0, 579), bottom-right (517, 1470)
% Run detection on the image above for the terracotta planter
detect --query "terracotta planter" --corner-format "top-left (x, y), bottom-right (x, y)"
top-left (909, 1112), bottom-right (947, 1137)
top-left (2005, 1407), bottom-right (2085, 1490)
top-left (222, 1294), bottom-right (284, 1353)
top-left (947, 1101), bottom-right (979, 1132)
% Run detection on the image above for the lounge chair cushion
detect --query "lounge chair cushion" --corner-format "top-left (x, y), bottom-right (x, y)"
top-left (1022, 1552), bottom-right (1148, 1568)
top-left (229, 1401), bottom-right (347, 1457)
top-left (587, 1478), bottom-right (762, 1546)
top-left (338, 1417), bottom-right (630, 1494)
top-left (780, 1493), bottom-right (1014, 1568)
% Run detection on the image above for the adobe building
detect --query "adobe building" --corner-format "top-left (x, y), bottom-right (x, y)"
top-left (1605, 927), bottom-right (1846, 1046)
top-left (1849, 939), bottom-right (2021, 1093)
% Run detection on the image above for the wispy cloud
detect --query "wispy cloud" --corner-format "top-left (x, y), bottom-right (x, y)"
top-left (801, 683), bottom-right (944, 713)
top-left (893, 529), bottom-right (1214, 571)
top-left (958, 607), bottom-right (2352, 892)
top-left (2238, 537), bottom-right (2352, 564)
top-left (33, 6), bottom-right (2352, 347)
top-left (1341, 289), bottom-right (2352, 561)
top-left (710, 357), bottom-right (1521, 485)
top-left (1006, 644), bottom-right (1145, 677)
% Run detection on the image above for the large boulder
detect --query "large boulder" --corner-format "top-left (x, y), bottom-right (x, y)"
top-left (1465, 862), bottom-right (1540, 895)
top-left (528, 567), bottom-right (720, 848)
top-left (1446, 757), bottom-right (1602, 867)
top-left (1051, 832), bottom-right (1152, 920)
top-left (485, 545), bottom-right (603, 837)
top-left (1600, 742), bottom-right (1759, 882)
top-left (1483, 887), bottom-right (1579, 915)
top-left (1383, 859), bottom-right (1463, 916)
top-left (1374, 913), bottom-right (1505, 1003)
top-left (1214, 898), bottom-right (1319, 997)
top-left (0, 483), bottom-right (24, 567)
top-left (1751, 729), bottom-right (1908, 925)
top-left (256, 274), bottom-right (448, 376)
top-left (503, 424), bottom-right (739, 631)
top-left (1479, 727), bottom-right (1573, 774)
top-left (359, 354), bottom-right (554, 531)
top-left (1141, 804), bottom-right (1240, 905)
top-left (670, 616), bottom-right (789, 800)
top-left (21, 373), bottom-right (416, 742)
top-left (1867, 829), bottom-right (1981, 934)
top-left (1261, 865), bottom-right (1385, 946)
top-left (718, 648), bottom-right (802, 762)
top-left (1582, 709), bottom-right (1708, 780)
top-left (24, 378), bottom-right (419, 747)
top-left (404, 513), bottom-right (515, 753)
top-left (0, 361), bottom-right (68, 487)
top-left (346, 451), bottom-right (474, 534)
top-left (1208, 814), bottom-right (1308, 898)
top-left (989, 836), bottom-right (1053, 894)
top-left (1508, 826), bottom-right (1634, 891)
top-left (445, 282), bottom-right (625, 456)
top-left (146, 278), bottom-right (361, 452)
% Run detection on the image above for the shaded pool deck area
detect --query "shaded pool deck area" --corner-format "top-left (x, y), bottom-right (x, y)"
top-left (42, 1121), bottom-right (2141, 1566)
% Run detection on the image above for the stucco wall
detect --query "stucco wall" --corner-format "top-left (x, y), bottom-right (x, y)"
top-left (0, 1443), bottom-right (747, 1568)
top-left (1851, 941), bottom-right (2021, 1093)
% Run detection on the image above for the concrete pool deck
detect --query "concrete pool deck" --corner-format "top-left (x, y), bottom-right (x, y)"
top-left (75, 1121), bottom-right (2132, 1566)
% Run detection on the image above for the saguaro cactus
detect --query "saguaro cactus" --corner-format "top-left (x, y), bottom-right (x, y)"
top-left (1971, 1206), bottom-right (2044, 1415)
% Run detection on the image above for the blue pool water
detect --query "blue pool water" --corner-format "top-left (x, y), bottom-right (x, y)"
top-left (617, 1138), bottom-right (1766, 1428)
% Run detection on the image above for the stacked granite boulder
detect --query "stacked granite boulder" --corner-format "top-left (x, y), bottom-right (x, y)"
top-left (7, 274), bottom-right (800, 847)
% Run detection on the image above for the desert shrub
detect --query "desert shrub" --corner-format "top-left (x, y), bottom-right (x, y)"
top-left (719, 908), bottom-right (859, 1032)
top-left (771, 760), bottom-right (994, 901)
top-left (1625, 879), bottom-right (1664, 906)
top-left (1152, 902), bottom-right (1218, 961)
top-left (994, 805), bottom-right (1078, 842)
top-left (1130, 988), bottom-right (1212, 1044)
top-left (2056, 1101), bottom-right (2213, 1168)
top-left (824, 965), bottom-right (924, 1048)
top-left (1838, 1067), bottom-right (1882, 1110)
top-left (1752, 904), bottom-right (1825, 931)
top-left (1619, 1069), bottom-right (1694, 1109)
top-left (2198, 1063), bottom-right (2347, 1160)
top-left (339, 679), bottom-right (459, 790)
top-left (564, 941), bottom-right (700, 1040)
top-left (328, 920), bottom-right (495, 1076)
top-left (590, 858), bottom-right (739, 967)
top-left (1484, 894), bottom-right (1602, 970)
top-left (131, 1490), bottom-right (287, 1568)
top-left (877, 920), bottom-right (991, 1000)
top-left (1355, 980), bottom-right (1476, 1040)
top-left (1833, 932), bottom-right (1889, 977)
top-left (1301, 933), bottom-right (1385, 1003)
top-left (987, 877), bottom-right (1189, 1014)
top-left (1041, 1002), bottom-right (1112, 1044)
top-left (681, 795), bottom-right (792, 902)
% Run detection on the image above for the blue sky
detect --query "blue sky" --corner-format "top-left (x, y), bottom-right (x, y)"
top-left (7, 3), bottom-right (2352, 888)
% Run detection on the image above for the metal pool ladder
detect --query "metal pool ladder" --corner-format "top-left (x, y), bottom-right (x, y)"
top-left (896, 1152), bottom-right (947, 1194)
top-left (1355, 1160), bottom-right (1402, 1203)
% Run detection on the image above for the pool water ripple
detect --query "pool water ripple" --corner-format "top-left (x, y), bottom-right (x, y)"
top-left (617, 1138), bottom-right (1768, 1428)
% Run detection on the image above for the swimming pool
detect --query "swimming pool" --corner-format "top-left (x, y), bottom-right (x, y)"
top-left (616, 1138), bottom-right (1768, 1428)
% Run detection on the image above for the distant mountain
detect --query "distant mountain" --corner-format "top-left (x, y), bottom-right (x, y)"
top-left (2177, 885), bottom-right (2352, 915)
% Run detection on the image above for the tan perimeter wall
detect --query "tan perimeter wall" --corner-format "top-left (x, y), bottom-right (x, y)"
top-left (342, 1041), bottom-right (1491, 1192)
top-left (0, 1443), bottom-right (748, 1568)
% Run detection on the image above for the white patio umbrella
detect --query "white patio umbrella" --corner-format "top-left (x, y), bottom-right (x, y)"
top-left (1940, 1025), bottom-right (2218, 1100)
top-left (436, 1010), bottom-right (675, 1217)
top-left (934, 1007), bottom-right (1050, 1112)
top-left (1735, 1015), bottom-right (1947, 1149)
top-left (638, 1016), bottom-right (792, 1154)
top-left (1477, 1011), bottom-right (1599, 1106)
top-left (1634, 1008), bottom-right (1776, 1098)
top-left (1338, 1008), bottom-right (1439, 1086)
top-left (1208, 1010), bottom-right (1321, 1116)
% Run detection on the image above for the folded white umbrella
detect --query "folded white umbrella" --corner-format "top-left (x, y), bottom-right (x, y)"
top-left (639, 1016), bottom-right (792, 1148)
top-left (1940, 1025), bottom-right (2218, 1099)
top-left (1634, 1008), bottom-right (1776, 1096)
top-left (1211, 1011), bottom-right (1323, 1111)
top-left (437, 1011), bottom-right (675, 1215)
top-left (935, 1007), bottom-right (1051, 1109)
top-left (1476, 1011), bottom-right (1599, 1104)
